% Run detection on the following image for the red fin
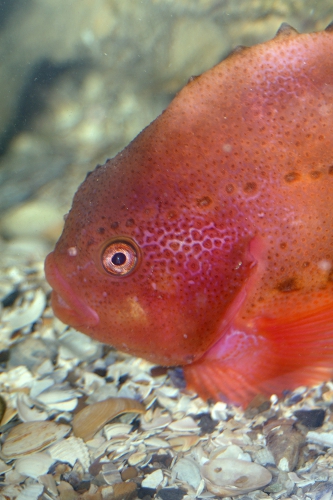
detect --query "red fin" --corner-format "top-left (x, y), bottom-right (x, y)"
top-left (184, 302), bottom-right (333, 406)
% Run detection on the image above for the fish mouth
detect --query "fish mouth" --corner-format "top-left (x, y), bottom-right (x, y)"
top-left (44, 252), bottom-right (99, 329)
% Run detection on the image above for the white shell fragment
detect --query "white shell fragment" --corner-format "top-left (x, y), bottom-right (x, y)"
top-left (141, 469), bottom-right (164, 488)
top-left (16, 393), bottom-right (48, 422)
top-left (72, 397), bottom-right (145, 441)
top-left (173, 457), bottom-right (202, 490)
top-left (16, 484), bottom-right (44, 500)
top-left (307, 431), bottom-right (333, 448)
top-left (15, 452), bottom-right (55, 479)
top-left (1, 421), bottom-right (71, 459)
top-left (2, 289), bottom-right (46, 333)
top-left (58, 329), bottom-right (102, 361)
top-left (168, 416), bottom-right (200, 432)
top-left (36, 389), bottom-right (78, 411)
top-left (201, 458), bottom-right (272, 496)
top-left (49, 436), bottom-right (90, 470)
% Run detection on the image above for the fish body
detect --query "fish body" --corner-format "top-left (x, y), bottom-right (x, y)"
top-left (45, 24), bottom-right (333, 405)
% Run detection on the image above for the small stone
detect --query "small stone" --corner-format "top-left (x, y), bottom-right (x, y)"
top-left (157, 488), bottom-right (186, 500)
top-left (244, 394), bottom-right (271, 417)
top-left (112, 482), bottom-right (137, 500)
top-left (265, 420), bottom-right (304, 472)
top-left (121, 467), bottom-right (138, 481)
top-left (168, 367), bottom-right (186, 389)
top-left (294, 409), bottom-right (326, 428)
top-left (195, 413), bottom-right (218, 434)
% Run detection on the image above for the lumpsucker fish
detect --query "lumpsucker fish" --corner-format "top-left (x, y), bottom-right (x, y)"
top-left (45, 23), bottom-right (333, 405)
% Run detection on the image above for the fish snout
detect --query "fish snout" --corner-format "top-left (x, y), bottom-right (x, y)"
top-left (44, 252), bottom-right (99, 329)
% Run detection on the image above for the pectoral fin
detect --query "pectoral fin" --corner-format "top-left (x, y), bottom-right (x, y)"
top-left (184, 303), bottom-right (333, 406)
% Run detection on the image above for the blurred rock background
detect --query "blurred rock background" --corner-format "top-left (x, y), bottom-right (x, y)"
top-left (0, 0), bottom-right (333, 259)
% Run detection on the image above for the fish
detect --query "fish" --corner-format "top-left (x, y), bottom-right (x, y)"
top-left (45, 23), bottom-right (333, 406)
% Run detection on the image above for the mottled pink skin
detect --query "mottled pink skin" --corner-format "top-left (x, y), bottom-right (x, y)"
top-left (45, 25), bottom-right (333, 405)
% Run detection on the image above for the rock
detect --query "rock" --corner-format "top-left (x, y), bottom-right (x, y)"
top-left (294, 409), bottom-right (326, 428)
top-left (265, 420), bottom-right (305, 472)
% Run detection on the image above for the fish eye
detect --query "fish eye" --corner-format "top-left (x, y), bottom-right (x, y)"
top-left (101, 238), bottom-right (140, 276)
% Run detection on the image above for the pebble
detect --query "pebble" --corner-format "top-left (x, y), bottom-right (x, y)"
top-left (157, 488), bottom-right (186, 500)
top-left (265, 420), bottom-right (304, 472)
top-left (294, 408), bottom-right (326, 428)
top-left (121, 466), bottom-right (138, 481)
top-left (112, 481), bottom-right (137, 500)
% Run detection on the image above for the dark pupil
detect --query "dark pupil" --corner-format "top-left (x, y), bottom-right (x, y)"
top-left (112, 252), bottom-right (126, 266)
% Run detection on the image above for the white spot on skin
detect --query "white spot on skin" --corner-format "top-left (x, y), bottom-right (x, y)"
top-left (223, 143), bottom-right (232, 152)
top-left (317, 259), bottom-right (332, 272)
top-left (127, 296), bottom-right (147, 324)
top-left (68, 247), bottom-right (77, 257)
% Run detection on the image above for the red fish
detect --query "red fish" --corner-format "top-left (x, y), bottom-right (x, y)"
top-left (45, 24), bottom-right (333, 405)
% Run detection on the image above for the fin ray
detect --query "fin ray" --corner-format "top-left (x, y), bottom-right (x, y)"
top-left (184, 302), bottom-right (333, 406)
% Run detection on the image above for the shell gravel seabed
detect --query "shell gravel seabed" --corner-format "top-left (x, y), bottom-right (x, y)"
top-left (1, 248), bottom-right (333, 499)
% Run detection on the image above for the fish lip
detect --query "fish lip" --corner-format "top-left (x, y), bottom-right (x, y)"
top-left (44, 252), bottom-right (99, 328)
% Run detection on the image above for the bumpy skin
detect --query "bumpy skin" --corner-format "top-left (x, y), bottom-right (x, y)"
top-left (45, 24), bottom-right (333, 405)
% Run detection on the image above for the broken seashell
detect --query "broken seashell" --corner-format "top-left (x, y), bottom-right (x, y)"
top-left (30, 378), bottom-right (54, 399)
top-left (144, 436), bottom-right (169, 448)
top-left (38, 474), bottom-right (58, 497)
top-left (2, 289), bottom-right (46, 332)
top-left (15, 483), bottom-right (44, 500)
top-left (210, 444), bottom-right (250, 462)
top-left (141, 410), bottom-right (172, 431)
top-left (0, 405), bottom-right (17, 427)
top-left (104, 422), bottom-right (132, 440)
top-left (15, 452), bottom-right (55, 479)
top-left (48, 436), bottom-right (90, 471)
top-left (58, 328), bottom-right (102, 361)
top-left (201, 458), bottom-right (272, 496)
top-left (142, 469), bottom-right (164, 489)
top-left (17, 393), bottom-right (48, 422)
top-left (36, 389), bottom-right (79, 411)
top-left (101, 462), bottom-right (122, 485)
top-left (72, 397), bottom-right (145, 441)
top-left (173, 457), bottom-right (202, 490)
top-left (0, 458), bottom-right (12, 474)
top-left (168, 435), bottom-right (200, 452)
top-left (1, 420), bottom-right (71, 459)
top-left (128, 448), bottom-right (148, 466)
top-left (168, 416), bottom-right (200, 432)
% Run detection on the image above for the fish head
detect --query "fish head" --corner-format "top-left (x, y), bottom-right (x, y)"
top-left (45, 128), bottom-right (253, 367)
